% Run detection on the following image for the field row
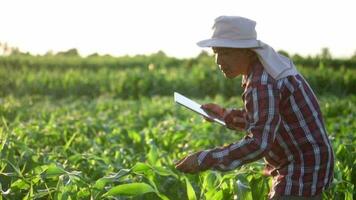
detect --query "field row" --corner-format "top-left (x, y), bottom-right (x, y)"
top-left (1, 95), bottom-right (355, 199)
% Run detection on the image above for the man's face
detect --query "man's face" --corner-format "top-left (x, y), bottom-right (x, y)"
top-left (213, 47), bottom-right (253, 78)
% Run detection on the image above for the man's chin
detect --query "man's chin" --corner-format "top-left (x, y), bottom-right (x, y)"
top-left (224, 73), bottom-right (238, 79)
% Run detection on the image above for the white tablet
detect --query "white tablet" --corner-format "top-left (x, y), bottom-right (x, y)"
top-left (174, 92), bottom-right (226, 126)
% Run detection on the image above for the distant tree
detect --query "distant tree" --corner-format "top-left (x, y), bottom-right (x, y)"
top-left (0, 42), bottom-right (13, 55)
top-left (10, 47), bottom-right (21, 55)
top-left (88, 53), bottom-right (99, 57)
top-left (102, 54), bottom-right (113, 58)
top-left (0, 42), bottom-right (4, 55)
top-left (45, 50), bottom-right (54, 56)
top-left (352, 50), bottom-right (356, 59)
top-left (153, 50), bottom-right (166, 57)
top-left (292, 53), bottom-right (303, 61)
top-left (56, 48), bottom-right (80, 57)
top-left (320, 47), bottom-right (332, 60)
top-left (0, 42), bottom-right (29, 56)
top-left (197, 50), bottom-right (210, 58)
top-left (277, 50), bottom-right (290, 58)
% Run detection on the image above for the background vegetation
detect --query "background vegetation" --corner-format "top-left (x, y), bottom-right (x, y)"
top-left (0, 46), bottom-right (355, 199)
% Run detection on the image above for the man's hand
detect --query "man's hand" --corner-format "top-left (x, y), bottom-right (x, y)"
top-left (223, 109), bottom-right (247, 131)
top-left (201, 103), bottom-right (226, 122)
top-left (201, 104), bottom-right (247, 131)
top-left (175, 152), bottom-right (201, 174)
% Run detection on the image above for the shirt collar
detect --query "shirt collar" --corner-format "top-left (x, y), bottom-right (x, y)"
top-left (241, 59), bottom-right (259, 87)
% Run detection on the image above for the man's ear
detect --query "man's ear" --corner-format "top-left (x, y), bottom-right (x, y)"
top-left (247, 50), bottom-right (257, 60)
top-left (212, 47), bottom-right (217, 53)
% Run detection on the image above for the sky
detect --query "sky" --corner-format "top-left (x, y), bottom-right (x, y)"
top-left (0, 0), bottom-right (355, 58)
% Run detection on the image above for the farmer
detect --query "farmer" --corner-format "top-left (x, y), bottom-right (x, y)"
top-left (175, 16), bottom-right (334, 200)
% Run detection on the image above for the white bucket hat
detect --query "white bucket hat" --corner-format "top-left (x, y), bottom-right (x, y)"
top-left (197, 16), bottom-right (298, 80)
top-left (197, 16), bottom-right (261, 48)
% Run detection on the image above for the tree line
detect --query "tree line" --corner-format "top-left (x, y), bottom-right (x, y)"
top-left (1, 42), bottom-right (356, 69)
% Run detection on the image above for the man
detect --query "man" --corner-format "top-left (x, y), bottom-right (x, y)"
top-left (175, 16), bottom-right (334, 200)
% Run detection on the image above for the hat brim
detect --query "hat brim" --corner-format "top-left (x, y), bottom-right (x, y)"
top-left (197, 38), bottom-right (261, 48)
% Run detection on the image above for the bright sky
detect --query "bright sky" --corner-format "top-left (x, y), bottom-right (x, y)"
top-left (0, 0), bottom-right (355, 58)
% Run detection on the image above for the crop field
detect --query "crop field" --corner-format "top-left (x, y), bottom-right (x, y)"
top-left (0, 54), bottom-right (355, 199)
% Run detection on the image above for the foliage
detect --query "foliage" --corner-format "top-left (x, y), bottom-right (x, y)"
top-left (0, 52), bottom-right (355, 199)
top-left (1, 54), bottom-right (356, 99)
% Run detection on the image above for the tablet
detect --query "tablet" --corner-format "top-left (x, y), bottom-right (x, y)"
top-left (174, 92), bottom-right (226, 126)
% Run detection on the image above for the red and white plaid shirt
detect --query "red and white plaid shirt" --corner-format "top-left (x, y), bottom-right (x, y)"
top-left (197, 61), bottom-right (334, 198)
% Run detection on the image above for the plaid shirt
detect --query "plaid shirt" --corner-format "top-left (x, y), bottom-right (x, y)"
top-left (197, 61), bottom-right (334, 198)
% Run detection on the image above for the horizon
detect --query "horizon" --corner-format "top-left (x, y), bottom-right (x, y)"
top-left (1, 0), bottom-right (355, 59)
top-left (0, 44), bottom-right (351, 60)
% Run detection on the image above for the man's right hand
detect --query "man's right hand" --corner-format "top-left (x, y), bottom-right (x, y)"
top-left (201, 103), bottom-right (226, 122)
top-left (223, 109), bottom-right (247, 131)
top-left (201, 104), bottom-right (247, 131)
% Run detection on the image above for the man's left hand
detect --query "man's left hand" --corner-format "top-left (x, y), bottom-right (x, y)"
top-left (175, 152), bottom-right (201, 174)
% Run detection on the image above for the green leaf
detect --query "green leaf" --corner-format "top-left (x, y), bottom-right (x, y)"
top-left (94, 169), bottom-right (131, 190)
top-left (145, 174), bottom-right (170, 200)
top-left (235, 175), bottom-right (252, 200)
top-left (131, 162), bottom-right (152, 173)
top-left (11, 179), bottom-right (30, 190)
top-left (205, 189), bottom-right (218, 200)
top-left (94, 178), bottom-right (107, 190)
top-left (184, 177), bottom-right (197, 200)
top-left (211, 190), bottom-right (224, 200)
top-left (0, 127), bottom-right (8, 151)
top-left (23, 182), bottom-right (34, 199)
top-left (42, 164), bottom-right (66, 177)
top-left (103, 182), bottom-right (155, 197)
top-left (64, 132), bottom-right (78, 150)
top-left (250, 175), bottom-right (268, 200)
top-left (4, 160), bottom-right (23, 178)
top-left (201, 171), bottom-right (218, 191)
top-left (77, 188), bottom-right (90, 199)
top-left (147, 142), bottom-right (159, 165)
top-left (68, 154), bottom-right (83, 163)
top-left (153, 166), bottom-right (178, 178)
top-left (0, 182), bottom-right (10, 196)
top-left (33, 188), bottom-right (54, 199)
